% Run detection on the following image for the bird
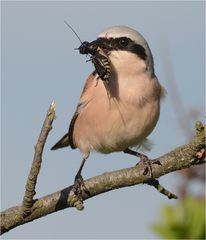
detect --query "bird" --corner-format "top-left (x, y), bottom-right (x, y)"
top-left (51, 25), bottom-right (165, 192)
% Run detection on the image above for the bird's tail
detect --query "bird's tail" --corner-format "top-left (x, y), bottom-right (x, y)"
top-left (51, 133), bottom-right (70, 150)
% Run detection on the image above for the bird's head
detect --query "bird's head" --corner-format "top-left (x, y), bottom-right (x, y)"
top-left (91, 26), bottom-right (155, 77)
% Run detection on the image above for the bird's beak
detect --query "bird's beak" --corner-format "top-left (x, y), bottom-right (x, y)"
top-left (90, 38), bottom-right (111, 54)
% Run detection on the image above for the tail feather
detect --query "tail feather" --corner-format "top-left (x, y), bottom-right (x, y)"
top-left (51, 133), bottom-right (70, 150)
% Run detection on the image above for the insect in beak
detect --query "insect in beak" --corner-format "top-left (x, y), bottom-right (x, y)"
top-left (64, 20), bottom-right (112, 82)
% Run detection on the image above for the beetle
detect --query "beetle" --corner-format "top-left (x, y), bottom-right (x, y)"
top-left (64, 21), bottom-right (111, 82)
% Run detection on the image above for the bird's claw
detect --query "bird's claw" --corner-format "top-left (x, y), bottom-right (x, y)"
top-left (72, 174), bottom-right (90, 199)
top-left (136, 153), bottom-right (161, 179)
top-left (135, 154), bottom-right (152, 178)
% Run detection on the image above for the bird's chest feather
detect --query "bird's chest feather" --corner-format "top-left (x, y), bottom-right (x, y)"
top-left (74, 53), bottom-right (161, 153)
top-left (75, 74), bottom-right (160, 153)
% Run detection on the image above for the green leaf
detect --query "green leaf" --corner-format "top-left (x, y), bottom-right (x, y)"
top-left (151, 196), bottom-right (205, 239)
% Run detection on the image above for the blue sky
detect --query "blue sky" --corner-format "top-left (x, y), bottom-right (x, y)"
top-left (1, 1), bottom-right (205, 239)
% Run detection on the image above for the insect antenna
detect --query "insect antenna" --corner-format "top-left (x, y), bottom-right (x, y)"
top-left (64, 20), bottom-right (83, 44)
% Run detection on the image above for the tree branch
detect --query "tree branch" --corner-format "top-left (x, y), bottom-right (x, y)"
top-left (1, 102), bottom-right (205, 235)
top-left (21, 101), bottom-right (56, 216)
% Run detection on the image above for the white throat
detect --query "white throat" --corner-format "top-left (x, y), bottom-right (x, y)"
top-left (109, 50), bottom-right (147, 77)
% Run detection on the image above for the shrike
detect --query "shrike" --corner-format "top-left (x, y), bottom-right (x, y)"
top-left (51, 26), bottom-right (165, 189)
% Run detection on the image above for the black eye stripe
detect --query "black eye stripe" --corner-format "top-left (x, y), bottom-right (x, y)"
top-left (96, 37), bottom-right (147, 60)
top-left (110, 37), bottom-right (131, 48)
top-left (119, 38), bottom-right (129, 46)
top-left (126, 44), bottom-right (147, 60)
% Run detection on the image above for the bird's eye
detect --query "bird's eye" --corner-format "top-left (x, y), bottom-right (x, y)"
top-left (119, 38), bottom-right (129, 47)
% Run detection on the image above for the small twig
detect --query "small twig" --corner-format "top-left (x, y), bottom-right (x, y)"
top-left (145, 179), bottom-right (178, 199)
top-left (21, 102), bottom-right (56, 216)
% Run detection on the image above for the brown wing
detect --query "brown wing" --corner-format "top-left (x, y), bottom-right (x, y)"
top-left (80, 72), bottom-right (96, 97)
top-left (51, 73), bottom-right (95, 151)
top-left (68, 73), bottom-right (95, 148)
top-left (50, 133), bottom-right (70, 150)
top-left (68, 107), bottom-right (79, 149)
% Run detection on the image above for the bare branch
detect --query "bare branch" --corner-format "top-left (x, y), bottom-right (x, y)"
top-left (1, 116), bottom-right (205, 234)
top-left (21, 102), bottom-right (56, 215)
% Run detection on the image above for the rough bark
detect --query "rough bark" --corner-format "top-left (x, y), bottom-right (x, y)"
top-left (1, 104), bottom-right (205, 235)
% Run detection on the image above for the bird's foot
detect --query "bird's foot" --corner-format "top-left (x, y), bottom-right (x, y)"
top-left (72, 174), bottom-right (90, 198)
top-left (71, 173), bottom-right (90, 208)
top-left (124, 148), bottom-right (161, 179)
top-left (135, 153), bottom-right (161, 179)
top-left (123, 148), bottom-right (177, 199)
top-left (136, 156), bottom-right (176, 199)
top-left (69, 175), bottom-right (87, 211)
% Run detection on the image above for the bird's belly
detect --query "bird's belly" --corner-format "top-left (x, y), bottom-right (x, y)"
top-left (97, 101), bottom-right (159, 153)
top-left (74, 97), bottom-right (160, 154)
